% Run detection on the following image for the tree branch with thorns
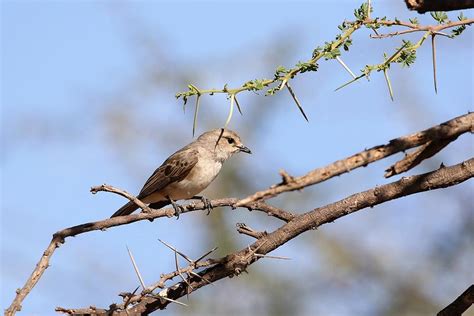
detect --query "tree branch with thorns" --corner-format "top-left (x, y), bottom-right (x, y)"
top-left (5, 112), bottom-right (473, 315)
top-left (174, 3), bottom-right (473, 133)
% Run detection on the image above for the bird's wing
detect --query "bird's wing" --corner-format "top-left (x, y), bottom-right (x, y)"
top-left (137, 148), bottom-right (198, 198)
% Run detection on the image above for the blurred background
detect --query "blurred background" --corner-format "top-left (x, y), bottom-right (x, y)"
top-left (1, 1), bottom-right (473, 315)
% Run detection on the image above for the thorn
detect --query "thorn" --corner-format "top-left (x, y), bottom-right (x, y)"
top-left (431, 34), bottom-right (438, 94)
top-left (159, 295), bottom-right (188, 307)
top-left (367, 0), bottom-right (371, 19)
top-left (335, 73), bottom-right (365, 91)
top-left (189, 271), bottom-right (213, 285)
top-left (192, 94), bottom-right (201, 137)
top-left (279, 78), bottom-right (288, 91)
top-left (194, 246), bottom-right (218, 263)
top-left (234, 95), bottom-right (243, 115)
top-left (158, 239), bottom-right (193, 263)
top-left (335, 56), bottom-right (356, 79)
top-left (285, 83), bottom-right (309, 122)
top-left (174, 251), bottom-right (193, 299)
top-left (254, 254), bottom-right (291, 260)
top-left (224, 94), bottom-right (235, 128)
top-left (126, 246), bottom-right (146, 290)
top-left (383, 69), bottom-right (394, 101)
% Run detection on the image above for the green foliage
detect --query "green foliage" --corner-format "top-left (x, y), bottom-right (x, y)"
top-left (265, 86), bottom-right (279, 96)
top-left (324, 48), bottom-right (341, 60)
top-left (451, 12), bottom-right (469, 37)
top-left (175, 84), bottom-right (201, 104)
top-left (354, 2), bottom-right (371, 21)
top-left (409, 17), bottom-right (419, 25)
top-left (175, 1), bottom-right (472, 124)
top-left (275, 66), bottom-right (289, 77)
top-left (365, 16), bottom-right (387, 30)
top-left (296, 61), bottom-right (319, 73)
top-left (338, 21), bottom-right (348, 31)
top-left (343, 38), bottom-right (353, 51)
top-left (430, 11), bottom-right (448, 24)
top-left (242, 79), bottom-right (269, 92)
top-left (312, 46), bottom-right (323, 59)
top-left (395, 40), bottom-right (416, 67)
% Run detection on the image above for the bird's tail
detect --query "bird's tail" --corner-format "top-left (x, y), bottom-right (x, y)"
top-left (111, 201), bottom-right (139, 218)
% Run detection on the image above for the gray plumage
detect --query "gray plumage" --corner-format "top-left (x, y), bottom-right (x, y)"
top-left (111, 128), bottom-right (251, 217)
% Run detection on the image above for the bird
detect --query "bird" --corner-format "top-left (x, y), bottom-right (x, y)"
top-left (111, 128), bottom-right (251, 217)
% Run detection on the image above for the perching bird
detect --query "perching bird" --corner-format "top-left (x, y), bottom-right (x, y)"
top-left (111, 128), bottom-right (251, 217)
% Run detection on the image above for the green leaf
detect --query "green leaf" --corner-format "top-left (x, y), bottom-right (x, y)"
top-left (354, 3), bottom-right (370, 21)
top-left (430, 11), bottom-right (448, 24)
top-left (409, 17), bottom-right (419, 25)
top-left (323, 48), bottom-right (341, 60)
top-left (312, 46), bottom-right (323, 59)
top-left (242, 79), bottom-right (268, 91)
top-left (394, 40), bottom-right (416, 67)
top-left (343, 38), bottom-right (353, 51)
top-left (296, 61), bottom-right (319, 73)
top-left (450, 12), bottom-right (469, 37)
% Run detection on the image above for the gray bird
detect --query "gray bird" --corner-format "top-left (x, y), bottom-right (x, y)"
top-left (111, 128), bottom-right (251, 217)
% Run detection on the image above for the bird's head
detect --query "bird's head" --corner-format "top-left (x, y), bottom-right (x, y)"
top-left (198, 128), bottom-right (251, 160)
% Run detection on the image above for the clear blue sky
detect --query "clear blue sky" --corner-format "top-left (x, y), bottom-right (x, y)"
top-left (1, 1), bottom-right (473, 315)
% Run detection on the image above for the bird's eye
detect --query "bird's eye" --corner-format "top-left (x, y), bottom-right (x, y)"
top-left (227, 137), bottom-right (235, 144)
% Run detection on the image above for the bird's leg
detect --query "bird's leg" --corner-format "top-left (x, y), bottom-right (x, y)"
top-left (191, 195), bottom-right (213, 215)
top-left (167, 196), bottom-right (184, 219)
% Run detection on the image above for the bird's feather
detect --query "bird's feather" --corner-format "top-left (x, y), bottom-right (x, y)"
top-left (138, 148), bottom-right (199, 198)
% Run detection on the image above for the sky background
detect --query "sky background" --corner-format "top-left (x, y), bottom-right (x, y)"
top-left (1, 1), bottom-right (473, 315)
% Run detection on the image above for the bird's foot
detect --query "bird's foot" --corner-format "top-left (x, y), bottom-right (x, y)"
top-left (170, 200), bottom-right (185, 219)
top-left (201, 196), bottom-right (213, 215)
top-left (191, 195), bottom-right (213, 215)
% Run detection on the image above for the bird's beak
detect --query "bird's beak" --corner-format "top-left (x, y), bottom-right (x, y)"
top-left (237, 145), bottom-right (252, 154)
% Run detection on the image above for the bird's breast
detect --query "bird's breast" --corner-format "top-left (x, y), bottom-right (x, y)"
top-left (162, 158), bottom-right (223, 200)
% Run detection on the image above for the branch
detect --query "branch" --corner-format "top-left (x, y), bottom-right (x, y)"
top-left (175, 5), bottom-right (473, 128)
top-left (405, 0), bottom-right (474, 13)
top-left (237, 112), bottom-right (473, 206)
top-left (66, 158), bottom-right (474, 314)
top-left (4, 197), bottom-right (292, 316)
top-left (6, 113), bottom-right (472, 315)
top-left (437, 284), bottom-right (474, 316)
top-left (384, 136), bottom-right (458, 177)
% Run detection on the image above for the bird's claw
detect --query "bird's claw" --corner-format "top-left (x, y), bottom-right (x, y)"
top-left (171, 200), bottom-right (185, 219)
top-left (201, 196), bottom-right (213, 215)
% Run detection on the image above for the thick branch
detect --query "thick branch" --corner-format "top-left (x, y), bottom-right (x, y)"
top-left (405, 0), bottom-right (474, 13)
top-left (237, 112), bottom-right (473, 206)
top-left (72, 158), bottom-right (473, 314)
top-left (437, 284), bottom-right (474, 316)
top-left (384, 136), bottom-right (458, 177)
top-left (6, 113), bottom-right (472, 315)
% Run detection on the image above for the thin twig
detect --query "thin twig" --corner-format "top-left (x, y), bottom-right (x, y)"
top-left (91, 184), bottom-right (153, 214)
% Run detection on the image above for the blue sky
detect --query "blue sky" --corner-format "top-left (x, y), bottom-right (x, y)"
top-left (1, 1), bottom-right (473, 315)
